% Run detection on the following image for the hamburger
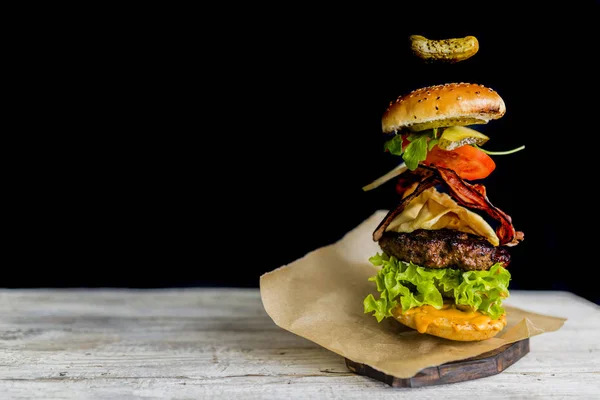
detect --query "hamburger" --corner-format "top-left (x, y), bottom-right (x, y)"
top-left (363, 82), bottom-right (524, 341)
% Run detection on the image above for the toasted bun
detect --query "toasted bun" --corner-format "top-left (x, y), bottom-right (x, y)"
top-left (382, 83), bottom-right (506, 133)
top-left (391, 303), bottom-right (507, 341)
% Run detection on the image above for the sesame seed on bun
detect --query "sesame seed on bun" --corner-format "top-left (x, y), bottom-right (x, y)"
top-left (382, 83), bottom-right (506, 133)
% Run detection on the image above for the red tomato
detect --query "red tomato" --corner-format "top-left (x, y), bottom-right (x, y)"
top-left (424, 145), bottom-right (496, 180)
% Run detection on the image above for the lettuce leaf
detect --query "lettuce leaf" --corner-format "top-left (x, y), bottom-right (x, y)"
top-left (383, 134), bottom-right (405, 156)
top-left (382, 129), bottom-right (439, 171)
top-left (363, 252), bottom-right (510, 322)
top-left (403, 133), bottom-right (429, 170)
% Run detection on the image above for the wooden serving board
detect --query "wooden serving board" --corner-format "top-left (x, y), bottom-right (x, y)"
top-left (345, 338), bottom-right (529, 388)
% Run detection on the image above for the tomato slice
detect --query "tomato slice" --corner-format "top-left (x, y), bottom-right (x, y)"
top-left (423, 144), bottom-right (495, 180)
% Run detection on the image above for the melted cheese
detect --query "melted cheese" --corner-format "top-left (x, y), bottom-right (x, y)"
top-left (401, 303), bottom-right (506, 333)
top-left (385, 187), bottom-right (499, 246)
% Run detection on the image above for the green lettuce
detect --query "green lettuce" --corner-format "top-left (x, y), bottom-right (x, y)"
top-left (383, 129), bottom-right (440, 170)
top-left (363, 252), bottom-right (510, 322)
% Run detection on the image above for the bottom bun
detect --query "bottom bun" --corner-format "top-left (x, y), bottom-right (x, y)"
top-left (391, 302), bottom-right (507, 342)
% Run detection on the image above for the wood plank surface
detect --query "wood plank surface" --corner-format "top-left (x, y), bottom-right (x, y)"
top-left (0, 289), bottom-right (598, 399)
top-left (346, 338), bottom-right (531, 387)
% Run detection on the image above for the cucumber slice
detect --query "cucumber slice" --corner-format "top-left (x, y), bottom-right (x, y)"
top-left (438, 126), bottom-right (490, 150)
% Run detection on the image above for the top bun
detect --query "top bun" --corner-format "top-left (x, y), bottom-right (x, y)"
top-left (382, 83), bottom-right (506, 133)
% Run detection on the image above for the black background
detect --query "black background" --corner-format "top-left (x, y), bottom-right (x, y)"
top-left (7, 4), bottom-right (599, 305)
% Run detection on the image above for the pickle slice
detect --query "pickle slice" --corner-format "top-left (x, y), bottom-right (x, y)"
top-left (437, 126), bottom-right (490, 150)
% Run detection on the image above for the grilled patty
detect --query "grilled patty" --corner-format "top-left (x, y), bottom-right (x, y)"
top-left (379, 229), bottom-right (510, 271)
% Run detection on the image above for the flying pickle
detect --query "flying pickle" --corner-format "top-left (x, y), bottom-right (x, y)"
top-left (409, 35), bottom-right (479, 63)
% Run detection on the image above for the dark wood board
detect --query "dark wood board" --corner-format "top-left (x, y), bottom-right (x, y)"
top-left (345, 338), bottom-right (530, 388)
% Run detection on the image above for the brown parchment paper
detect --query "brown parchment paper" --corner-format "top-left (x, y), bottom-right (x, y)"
top-left (260, 210), bottom-right (566, 379)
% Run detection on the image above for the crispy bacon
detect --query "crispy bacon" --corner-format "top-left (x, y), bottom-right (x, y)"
top-left (434, 166), bottom-right (522, 246)
top-left (373, 166), bottom-right (523, 246)
top-left (395, 168), bottom-right (434, 198)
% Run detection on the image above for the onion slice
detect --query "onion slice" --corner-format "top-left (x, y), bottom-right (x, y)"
top-left (362, 162), bottom-right (408, 191)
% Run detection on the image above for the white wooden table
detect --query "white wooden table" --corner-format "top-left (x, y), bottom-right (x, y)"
top-left (0, 289), bottom-right (597, 399)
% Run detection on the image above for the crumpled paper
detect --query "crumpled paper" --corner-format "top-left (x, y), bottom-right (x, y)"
top-left (260, 210), bottom-right (566, 378)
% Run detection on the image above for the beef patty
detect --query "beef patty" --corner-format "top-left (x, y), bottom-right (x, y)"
top-left (378, 229), bottom-right (510, 271)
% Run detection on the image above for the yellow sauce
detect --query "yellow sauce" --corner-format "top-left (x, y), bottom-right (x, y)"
top-left (398, 303), bottom-right (506, 333)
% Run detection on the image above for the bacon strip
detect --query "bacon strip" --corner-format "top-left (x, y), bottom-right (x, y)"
top-left (434, 166), bottom-right (520, 246)
top-left (373, 166), bottom-right (523, 246)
